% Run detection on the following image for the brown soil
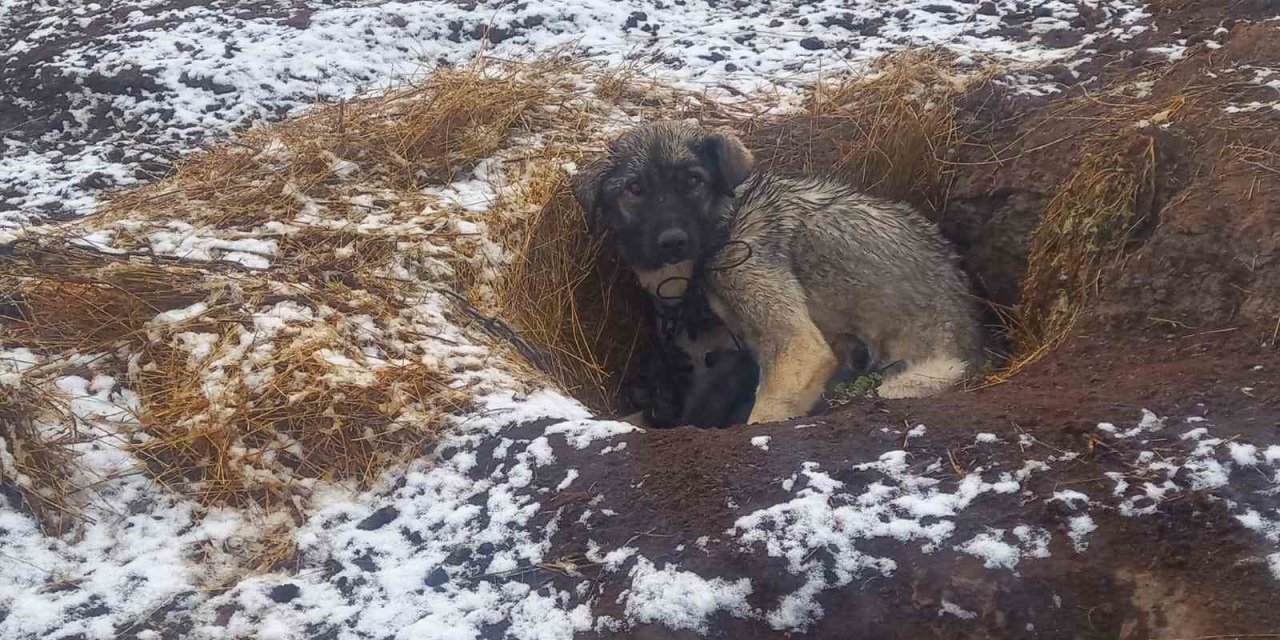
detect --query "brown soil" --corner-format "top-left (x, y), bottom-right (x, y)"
top-left (521, 323), bottom-right (1276, 639)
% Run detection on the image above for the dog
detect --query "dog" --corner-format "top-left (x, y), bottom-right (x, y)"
top-left (573, 120), bottom-right (983, 424)
top-left (623, 281), bottom-right (760, 428)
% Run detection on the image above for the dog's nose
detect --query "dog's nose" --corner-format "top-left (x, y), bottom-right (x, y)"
top-left (657, 229), bottom-right (688, 260)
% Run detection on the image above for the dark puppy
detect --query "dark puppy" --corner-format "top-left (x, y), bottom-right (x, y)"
top-left (680, 348), bottom-right (758, 428)
top-left (625, 339), bottom-right (693, 428)
top-left (625, 345), bottom-right (758, 429)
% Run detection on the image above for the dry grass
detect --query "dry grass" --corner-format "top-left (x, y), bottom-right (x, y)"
top-left (748, 50), bottom-right (984, 209)
top-left (0, 243), bottom-right (216, 351)
top-left (0, 58), bottom-right (585, 516)
top-left (132, 335), bottom-right (469, 508)
top-left (488, 157), bottom-right (651, 411)
top-left (990, 96), bottom-right (1179, 380)
top-left (810, 50), bottom-right (974, 205)
top-left (107, 58), bottom-right (580, 230)
top-left (0, 385), bottom-right (81, 535)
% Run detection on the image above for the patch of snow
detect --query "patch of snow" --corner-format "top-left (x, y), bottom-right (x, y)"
top-left (1067, 515), bottom-right (1097, 552)
top-left (1050, 490), bottom-right (1090, 508)
top-left (939, 600), bottom-right (978, 620)
top-left (622, 558), bottom-right (753, 634)
top-left (728, 452), bottom-right (1046, 631)
top-left (1229, 443), bottom-right (1260, 467)
top-left (544, 418), bottom-right (638, 450)
top-left (148, 301), bottom-right (209, 326)
top-left (956, 526), bottom-right (1050, 571)
top-left (750, 436), bottom-right (771, 451)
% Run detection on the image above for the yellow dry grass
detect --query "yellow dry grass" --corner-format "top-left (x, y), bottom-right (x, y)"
top-left (0, 385), bottom-right (81, 535)
top-left (487, 156), bottom-right (651, 411)
top-left (0, 243), bottom-right (215, 351)
top-left (131, 336), bottom-right (469, 508)
top-left (107, 57), bottom-right (581, 230)
top-left (810, 50), bottom-right (975, 205)
top-left (990, 95), bottom-right (1180, 381)
top-left (748, 49), bottom-right (984, 209)
top-left (0, 58), bottom-right (592, 520)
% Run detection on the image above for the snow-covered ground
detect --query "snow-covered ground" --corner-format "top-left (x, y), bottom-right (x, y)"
top-left (8, 1), bottom-right (1280, 639)
top-left (0, 0), bottom-right (1150, 220)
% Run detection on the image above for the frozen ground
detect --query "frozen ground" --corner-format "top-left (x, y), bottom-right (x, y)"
top-left (4, 1), bottom-right (1280, 639)
top-left (0, 0), bottom-right (1151, 220)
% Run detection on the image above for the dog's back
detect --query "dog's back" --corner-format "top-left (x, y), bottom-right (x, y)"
top-left (711, 175), bottom-right (983, 398)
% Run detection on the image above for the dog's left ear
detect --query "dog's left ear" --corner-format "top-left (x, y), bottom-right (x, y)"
top-left (570, 155), bottom-right (611, 227)
top-left (702, 132), bottom-right (755, 195)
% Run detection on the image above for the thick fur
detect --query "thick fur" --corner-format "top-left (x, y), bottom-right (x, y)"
top-left (574, 121), bottom-right (982, 424)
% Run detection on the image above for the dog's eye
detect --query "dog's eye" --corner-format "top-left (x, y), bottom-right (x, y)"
top-left (627, 181), bottom-right (644, 196)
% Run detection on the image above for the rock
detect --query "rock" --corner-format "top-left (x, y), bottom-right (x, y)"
top-left (624, 11), bottom-right (647, 30)
top-left (356, 506), bottom-right (399, 531)
top-left (799, 37), bottom-right (825, 50)
top-left (352, 554), bottom-right (378, 572)
top-left (269, 584), bottom-right (301, 603)
top-left (425, 568), bottom-right (450, 588)
top-left (977, 2), bottom-right (999, 16)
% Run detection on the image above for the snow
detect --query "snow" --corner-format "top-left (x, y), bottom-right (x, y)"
top-left (587, 544), bottom-right (638, 572)
top-left (0, 0), bottom-right (1151, 222)
top-left (148, 301), bottom-right (209, 326)
top-left (750, 435), bottom-right (771, 451)
top-left (543, 419), bottom-right (639, 450)
top-left (1067, 515), bottom-right (1097, 552)
top-left (1050, 490), bottom-right (1090, 508)
top-left (0, 348), bottom-right (42, 388)
top-left (728, 452), bottom-right (1046, 630)
top-left (148, 222), bottom-right (278, 269)
top-left (1229, 442), bottom-right (1260, 466)
top-left (939, 600), bottom-right (978, 620)
top-left (956, 530), bottom-right (1022, 570)
top-left (622, 558), bottom-right (754, 633)
top-left (184, 390), bottom-right (634, 640)
top-left (1098, 408), bottom-right (1165, 440)
top-left (975, 432), bottom-right (1000, 444)
top-left (0, 372), bottom-right (247, 640)
top-left (955, 526), bottom-right (1050, 571)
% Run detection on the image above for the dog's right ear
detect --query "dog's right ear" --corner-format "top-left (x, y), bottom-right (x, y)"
top-left (571, 155), bottom-right (611, 225)
top-left (702, 131), bottom-right (755, 195)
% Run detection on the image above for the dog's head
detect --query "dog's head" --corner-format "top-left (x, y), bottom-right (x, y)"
top-left (571, 121), bottom-right (754, 270)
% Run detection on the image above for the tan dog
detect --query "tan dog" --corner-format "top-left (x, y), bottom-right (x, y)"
top-left (573, 121), bottom-right (983, 424)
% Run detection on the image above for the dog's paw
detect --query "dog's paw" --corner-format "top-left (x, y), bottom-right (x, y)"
top-left (876, 356), bottom-right (967, 399)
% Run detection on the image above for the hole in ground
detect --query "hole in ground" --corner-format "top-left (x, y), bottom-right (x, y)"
top-left (489, 132), bottom-right (1027, 425)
